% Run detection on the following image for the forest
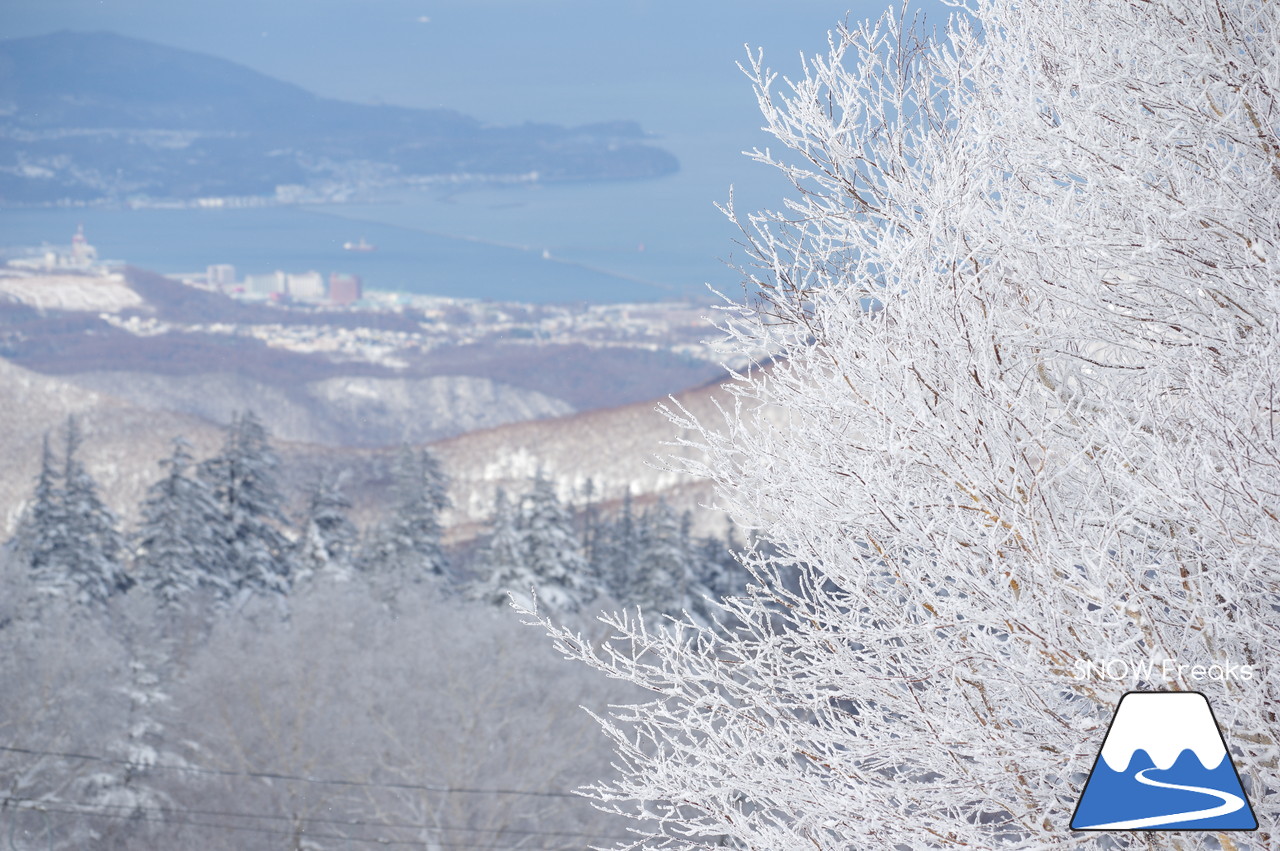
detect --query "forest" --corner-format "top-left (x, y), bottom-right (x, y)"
top-left (0, 412), bottom-right (747, 850)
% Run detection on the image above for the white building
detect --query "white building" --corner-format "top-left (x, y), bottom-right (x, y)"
top-left (286, 270), bottom-right (325, 299)
top-left (207, 264), bottom-right (237, 290)
top-left (244, 270), bottom-right (287, 296)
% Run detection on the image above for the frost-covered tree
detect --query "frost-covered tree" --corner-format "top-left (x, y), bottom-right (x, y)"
top-left (10, 433), bottom-right (67, 596)
top-left (198, 411), bottom-right (292, 598)
top-left (294, 472), bottom-right (359, 584)
top-left (468, 488), bottom-right (537, 608)
top-left (631, 499), bottom-right (696, 615)
top-left (518, 471), bottom-right (595, 614)
top-left (77, 650), bottom-right (176, 845)
top-left (134, 437), bottom-right (230, 607)
top-left (49, 416), bottom-right (129, 608)
top-left (694, 518), bottom-right (748, 603)
top-left (539, 2), bottom-right (1280, 848)
top-left (360, 446), bottom-right (450, 591)
top-left (594, 487), bottom-right (640, 601)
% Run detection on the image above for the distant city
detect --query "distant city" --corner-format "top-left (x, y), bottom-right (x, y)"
top-left (6, 224), bottom-right (364, 306)
top-left (0, 226), bottom-right (750, 379)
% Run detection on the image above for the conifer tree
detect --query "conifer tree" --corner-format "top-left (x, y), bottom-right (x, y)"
top-left (360, 446), bottom-right (450, 586)
top-left (10, 433), bottom-right (67, 594)
top-left (79, 652), bottom-right (175, 828)
top-left (58, 416), bottom-right (129, 607)
top-left (198, 411), bottom-right (292, 598)
top-left (594, 486), bottom-right (639, 601)
top-left (631, 499), bottom-right (693, 615)
top-left (517, 471), bottom-right (594, 614)
top-left (695, 519), bottom-right (748, 602)
top-left (468, 488), bottom-right (537, 608)
top-left (134, 437), bottom-right (229, 608)
top-left (294, 473), bottom-right (358, 584)
top-left (577, 477), bottom-right (603, 569)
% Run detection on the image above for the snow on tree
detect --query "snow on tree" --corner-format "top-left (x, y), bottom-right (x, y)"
top-left (294, 472), bottom-right (359, 585)
top-left (46, 416), bottom-right (129, 608)
top-left (694, 518), bottom-right (749, 603)
top-left (198, 411), bottom-right (292, 599)
top-left (535, 1), bottom-right (1280, 848)
top-left (594, 486), bottom-right (640, 601)
top-left (9, 433), bottom-right (68, 600)
top-left (359, 446), bottom-right (450, 596)
top-left (631, 499), bottom-right (696, 616)
top-left (133, 437), bottom-right (231, 607)
top-left (468, 487), bottom-right (539, 609)
top-left (77, 649), bottom-right (176, 839)
top-left (516, 470), bottom-right (597, 615)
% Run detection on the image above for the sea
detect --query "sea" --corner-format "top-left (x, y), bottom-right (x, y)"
top-left (0, 0), bottom-right (921, 304)
top-left (0, 127), bottom-right (792, 305)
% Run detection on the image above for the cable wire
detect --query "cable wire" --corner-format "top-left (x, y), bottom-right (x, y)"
top-left (1, 795), bottom-right (637, 846)
top-left (3, 798), bottom-right (611, 850)
top-left (0, 744), bottom-right (582, 799)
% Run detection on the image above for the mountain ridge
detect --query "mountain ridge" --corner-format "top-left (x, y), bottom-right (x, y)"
top-left (0, 30), bottom-right (680, 203)
top-left (0, 353), bottom-right (752, 544)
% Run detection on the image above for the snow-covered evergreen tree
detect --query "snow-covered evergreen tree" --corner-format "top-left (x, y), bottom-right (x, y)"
top-left (57, 416), bottom-right (129, 607)
top-left (577, 476), bottom-right (604, 569)
top-left (694, 519), bottom-right (748, 602)
top-left (631, 499), bottom-right (694, 615)
top-left (516, 471), bottom-right (595, 614)
top-left (198, 411), bottom-right (292, 598)
top-left (537, 1), bottom-right (1280, 846)
top-left (294, 473), bottom-right (358, 584)
top-left (594, 486), bottom-right (639, 601)
top-left (10, 433), bottom-right (67, 599)
top-left (134, 437), bottom-right (230, 607)
top-left (359, 445), bottom-right (449, 589)
top-left (468, 488), bottom-right (538, 608)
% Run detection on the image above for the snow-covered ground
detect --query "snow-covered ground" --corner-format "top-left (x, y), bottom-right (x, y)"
top-left (0, 271), bottom-right (143, 312)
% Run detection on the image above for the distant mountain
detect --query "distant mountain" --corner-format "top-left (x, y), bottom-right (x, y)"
top-left (0, 31), bottom-right (679, 204)
top-left (0, 352), bottom-right (744, 547)
top-left (0, 267), bottom-right (725, 438)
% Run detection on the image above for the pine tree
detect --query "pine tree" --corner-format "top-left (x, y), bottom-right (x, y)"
top-left (10, 433), bottom-right (67, 595)
top-left (695, 519), bottom-right (748, 602)
top-left (631, 499), bottom-right (693, 615)
top-left (58, 416), bottom-right (129, 607)
top-left (134, 437), bottom-right (230, 608)
top-left (594, 486), bottom-right (639, 602)
top-left (294, 473), bottom-right (358, 584)
top-left (577, 477), bottom-right (603, 569)
top-left (516, 471), bottom-right (594, 614)
top-left (198, 411), bottom-right (292, 598)
top-left (468, 488), bottom-right (538, 609)
top-left (79, 652), bottom-right (174, 824)
top-left (360, 446), bottom-right (450, 587)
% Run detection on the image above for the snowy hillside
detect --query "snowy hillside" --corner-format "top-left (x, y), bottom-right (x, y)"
top-left (0, 353), bottom-right (757, 543)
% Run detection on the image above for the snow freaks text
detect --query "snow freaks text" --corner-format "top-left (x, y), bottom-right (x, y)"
top-left (1073, 659), bottom-right (1256, 685)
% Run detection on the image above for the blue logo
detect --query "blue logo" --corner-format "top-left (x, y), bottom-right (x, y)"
top-left (1072, 691), bottom-right (1256, 831)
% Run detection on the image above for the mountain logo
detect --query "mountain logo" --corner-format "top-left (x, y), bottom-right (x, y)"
top-left (1071, 691), bottom-right (1257, 831)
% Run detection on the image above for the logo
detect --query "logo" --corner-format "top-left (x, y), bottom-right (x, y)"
top-left (1072, 658), bottom-right (1255, 685)
top-left (1072, 691), bottom-right (1257, 831)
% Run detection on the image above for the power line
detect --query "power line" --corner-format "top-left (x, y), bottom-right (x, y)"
top-left (3, 798), bottom-right (624, 850)
top-left (2, 795), bottom-right (637, 846)
top-left (0, 744), bottom-right (581, 799)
